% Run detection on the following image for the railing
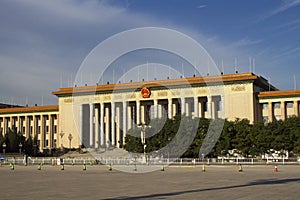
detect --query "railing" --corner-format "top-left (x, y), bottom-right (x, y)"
top-left (0, 156), bottom-right (299, 166)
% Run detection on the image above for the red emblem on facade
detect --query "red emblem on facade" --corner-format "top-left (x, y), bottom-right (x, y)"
top-left (141, 87), bottom-right (151, 98)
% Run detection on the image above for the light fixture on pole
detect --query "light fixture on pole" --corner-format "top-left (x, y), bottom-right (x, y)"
top-left (68, 133), bottom-right (73, 149)
top-left (2, 142), bottom-right (6, 155)
top-left (59, 131), bottom-right (64, 149)
top-left (137, 123), bottom-right (151, 164)
top-left (19, 142), bottom-right (23, 154)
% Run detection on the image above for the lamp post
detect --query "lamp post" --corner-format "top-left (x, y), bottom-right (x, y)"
top-left (68, 133), bottom-right (73, 149)
top-left (59, 131), bottom-right (64, 149)
top-left (19, 142), bottom-right (23, 154)
top-left (2, 142), bottom-right (6, 155)
top-left (137, 123), bottom-right (151, 164)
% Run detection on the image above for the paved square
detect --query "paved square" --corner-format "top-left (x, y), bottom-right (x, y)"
top-left (0, 164), bottom-right (300, 199)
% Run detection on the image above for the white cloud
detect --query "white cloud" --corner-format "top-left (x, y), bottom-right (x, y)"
top-left (197, 5), bottom-right (207, 9)
top-left (256, 0), bottom-right (300, 22)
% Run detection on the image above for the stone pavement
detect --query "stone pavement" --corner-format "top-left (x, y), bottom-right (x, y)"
top-left (0, 164), bottom-right (299, 200)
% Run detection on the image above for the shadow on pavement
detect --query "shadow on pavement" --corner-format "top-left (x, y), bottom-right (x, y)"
top-left (102, 178), bottom-right (300, 200)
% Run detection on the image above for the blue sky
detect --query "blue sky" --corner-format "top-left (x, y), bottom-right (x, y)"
top-left (0, 0), bottom-right (300, 105)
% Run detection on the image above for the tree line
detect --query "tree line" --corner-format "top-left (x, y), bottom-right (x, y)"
top-left (0, 127), bottom-right (38, 156)
top-left (124, 116), bottom-right (300, 158)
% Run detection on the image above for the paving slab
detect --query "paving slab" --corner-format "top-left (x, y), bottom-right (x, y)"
top-left (0, 164), bottom-right (299, 200)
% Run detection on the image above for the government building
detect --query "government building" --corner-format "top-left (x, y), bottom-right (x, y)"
top-left (1, 72), bottom-right (300, 152)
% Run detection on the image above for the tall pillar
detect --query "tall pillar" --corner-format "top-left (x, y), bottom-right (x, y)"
top-left (221, 95), bottom-right (225, 119)
top-left (116, 106), bottom-right (120, 147)
top-left (105, 107), bottom-right (110, 147)
top-left (127, 104), bottom-right (132, 130)
top-left (294, 100), bottom-right (299, 117)
top-left (198, 101), bottom-right (203, 118)
top-left (122, 101), bottom-right (127, 142)
top-left (17, 116), bottom-right (20, 133)
top-left (268, 102), bottom-right (273, 122)
top-left (100, 103), bottom-right (104, 146)
top-left (25, 116), bottom-right (29, 138)
top-left (40, 115), bottom-right (45, 149)
top-left (89, 103), bottom-right (94, 147)
top-left (193, 97), bottom-right (198, 118)
top-left (168, 98), bottom-right (172, 119)
top-left (141, 104), bottom-right (145, 124)
top-left (95, 105), bottom-right (99, 148)
top-left (153, 99), bottom-right (158, 119)
top-left (172, 103), bottom-right (177, 117)
top-left (136, 100), bottom-right (140, 125)
top-left (281, 101), bottom-right (286, 120)
top-left (49, 115), bottom-right (53, 148)
top-left (181, 97), bottom-right (185, 115)
top-left (79, 105), bottom-right (83, 146)
top-left (158, 104), bottom-right (162, 118)
top-left (207, 96), bottom-right (212, 119)
top-left (111, 102), bottom-right (115, 146)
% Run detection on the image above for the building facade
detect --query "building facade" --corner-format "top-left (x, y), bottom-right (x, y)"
top-left (0, 106), bottom-right (58, 151)
top-left (1, 72), bottom-right (299, 152)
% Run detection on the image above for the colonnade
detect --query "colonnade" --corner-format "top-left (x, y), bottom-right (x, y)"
top-left (79, 95), bottom-right (225, 148)
top-left (0, 114), bottom-right (58, 150)
top-left (262, 100), bottom-right (300, 122)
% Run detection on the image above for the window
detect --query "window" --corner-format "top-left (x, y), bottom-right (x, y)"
top-left (45, 140), bottom-right (49, 147)
top-left (287, 102), bottom-right (294, 108)
top-left (274, 102), bottom-right (281, 109)
top-left (54, 125), bottom-right (57, 134)
top-left (263, 116), bottom-right (269, 124)
top-left (262, 103), bottom-right (268, 110)
top-left (46, 126), bottom-right (49, 133)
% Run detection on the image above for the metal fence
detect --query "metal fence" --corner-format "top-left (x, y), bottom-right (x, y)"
top-left (1, 156), bottom-right (299, 166)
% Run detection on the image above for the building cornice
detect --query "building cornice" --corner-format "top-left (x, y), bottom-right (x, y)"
top-left (0, 105), bottom-right (58, 115)
top-left (258, 90), bottom-right (300, 98)
top-left (52, 72), bottom-right (273, 96)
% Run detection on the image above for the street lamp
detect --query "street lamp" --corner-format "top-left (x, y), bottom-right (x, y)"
top-left (137, 123), bottom-right (151, 164)
top-left (19, 142), bottom-right (23, 154)
top-left (68, 133), bottom-right (73, 149)
top-left (2, 142), bottom-right (6, 155)
top-left (59, 131), bottom-right (64, 149)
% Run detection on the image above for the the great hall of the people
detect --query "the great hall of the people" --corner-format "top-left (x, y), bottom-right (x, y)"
top-left (1, 72), bottom-right (300, 152)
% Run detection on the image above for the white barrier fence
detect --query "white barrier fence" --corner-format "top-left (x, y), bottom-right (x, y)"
top-left (1, 157), bottom-right (299, 166)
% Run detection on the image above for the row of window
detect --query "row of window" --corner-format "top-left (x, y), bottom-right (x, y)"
top-left (262, 102), bottom-right (297, 110)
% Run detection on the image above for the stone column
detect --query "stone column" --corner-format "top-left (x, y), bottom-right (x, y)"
top-left (172, 103), bottom-right (177, 117)
top-left (221, 95), bottom-right (225, 119)
top-left (25, 116), bottom-right (29, 138)
top-left (116, 105), bottom-right (120, 148)
top-left (49, 115), bottom-right (53, 148)
top-left (141, 104), bottom-right (145, 124)
top-left (136, 100), bottom-right (140, 125)
top-left (105, 107), bottom-right (110, 146)
top-left (111, 102), bottom-right (115, 146)
top-left (79, 105), bottom-right (83, 146)
top-left (153, 99), bottom-right (158, 119)
top-left (127, 104), bottom-right (132, 130)
top-left (168, 98), bottom-right (172, 119)
top-left (40, 115), bottom-right (45, 149)
top-left (268, 102), bottom-right (273, 122)
top-left (181, 97), bottom-right (185, 115)
top-left (207, 96), bottom-right (212, 119)
top-left (294, 100), bottom-right (299, 117)
top-left (281, 101), bottom-right (286, 120)
top-left (95, 105), bottom-right (99, 148)
top-left (100, 103), bottom-right (105, 146)
top-left (17, 116), bottom-right (21, 133)
top-left (193, 97), bottom-right (198, 118)
top-left (89, 103), bottom-right (94, 147)
top-left (123, 101), bottom-right (127, 142)
top-left (158, 104), bottom-right (162, 118)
